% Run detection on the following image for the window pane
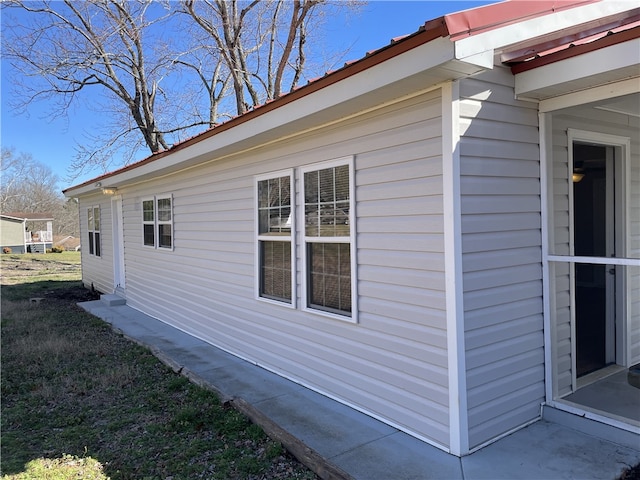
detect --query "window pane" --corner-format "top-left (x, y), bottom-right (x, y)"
top-left (280, 176), bottom-right (290, 206)
top-left (94, 232), bottom-right (101, 257)
top-left (335, 164), bottom-right (349, 200)
top-left (258, 209), bottom-right (270, 234)
top-left (157, 198), bottom-right (171, 222)
top-left (260, 241), bottom-right (292, 302)
top-left (143, 224), bottom-right (155, 246)
top-left (305, 205), bottom-right (319, 236)
top-left (304, 170), bottom-right (318, 203)
top-left (158, 224), bottom-right (172, 248)
top-left (143, 200), bottom-right (154, 222)
top-left (93, 207), bottom-right (100, 231)
top-left (319, 168), bottom-right (335, 202)
top-left (258, 179), bottom-right (269, 209)
top-left (308, 243), bottom-right (351, 315)
top-left (88, 232), bottom-right (94, 255)
top-left (88, 209), bottom-right (94, 231)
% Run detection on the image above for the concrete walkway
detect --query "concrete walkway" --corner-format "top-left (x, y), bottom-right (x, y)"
top-left (80, 298), bottom-right (639, 480)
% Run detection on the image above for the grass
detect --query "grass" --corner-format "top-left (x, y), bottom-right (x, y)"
top-left (1, 252), bottom-right (316, 479)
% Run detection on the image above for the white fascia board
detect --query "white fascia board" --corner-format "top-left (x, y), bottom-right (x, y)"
top-left (515, 39), bottom-right (640, 97)
top-left (68, 37), bottom-right (459, 196)
top-left (454, 1), bottom-right (637, 63)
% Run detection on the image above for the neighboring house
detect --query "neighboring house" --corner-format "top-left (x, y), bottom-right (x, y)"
top-left (53, 235), bottom-right (81, 252)
top-left (64, 0), bottom-right (640, 456)
top-left (0, 213), bottom-right (54, 253)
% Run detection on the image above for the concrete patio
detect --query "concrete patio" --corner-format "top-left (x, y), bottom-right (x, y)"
top-left (80, 297), bottom-right (640, 480)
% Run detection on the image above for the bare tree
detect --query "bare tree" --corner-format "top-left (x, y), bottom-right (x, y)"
top-left (183, 0), bottom-right (323, 116)
top-left (2, 1), bottom-right (182, 173)
top-left (1, 148), bottom-right (59, 212)
top-left (3, 0), bottom-right (360, 179)
top-left (1, 148), bottom-right (80, 236)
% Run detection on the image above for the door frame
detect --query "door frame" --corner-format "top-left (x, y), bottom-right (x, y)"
top-left (547, 128), bottom-right (631, 393)
top-left (568, 130), bottom-right (626, 384)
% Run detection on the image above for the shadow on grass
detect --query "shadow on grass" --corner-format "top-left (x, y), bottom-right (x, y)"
top-left (1, 280), bottom-right (315, 480)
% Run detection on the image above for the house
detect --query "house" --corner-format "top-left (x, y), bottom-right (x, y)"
top-left (63, 0), bottom-right (639, 456)
top-left (53, 235), bottom-right (81, 252)
top-left (0, 213), bottom-right (54, 253)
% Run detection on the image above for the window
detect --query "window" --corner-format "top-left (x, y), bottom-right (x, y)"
top-left (301, 158), bottom-right (355, 319)
top-left (256, 172), bottom-right (294, 304)
top-left (142, 195), bottom-right (173, 249)
top-left (87, 206), bottom-right (101, 257)
top-left (255, 158), bottom-right (356, 321)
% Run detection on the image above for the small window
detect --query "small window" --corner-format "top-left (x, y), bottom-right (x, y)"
top-left (301, 158), bottom-right (355, 320)
top-left (256, 172), bottom-right (294, 304)
top-left (87, 206), bottom-right (101, 257)
top-left (142, 196), bottom-right (173, 249)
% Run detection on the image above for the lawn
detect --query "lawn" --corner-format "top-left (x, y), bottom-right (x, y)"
top-left (0, 251), bottom-right (316, 479)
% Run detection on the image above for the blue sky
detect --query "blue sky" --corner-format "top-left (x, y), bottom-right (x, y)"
top-left (1, 1), bottom-right (493, 190)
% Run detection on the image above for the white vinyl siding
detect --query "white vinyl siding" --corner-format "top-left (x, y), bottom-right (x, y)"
top-left (117, 89), bottom-right (450, 448)
top-left (549, 104), bottom-right (640, 385)
top-left (458, 68), bottom-right (545, 449)
top-left (79, 195), bottom-right (114, 294)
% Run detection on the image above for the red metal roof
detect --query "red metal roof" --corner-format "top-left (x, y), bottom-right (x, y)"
top-left (444, 0), bottom-right (598, 40)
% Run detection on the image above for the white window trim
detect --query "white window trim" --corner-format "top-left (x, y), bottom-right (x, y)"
top-left (254, 169), bottom-right (296, 308)
top-left (142, 194), bottom-right (174, 251)
top-left (300, 156), bottom-right (357, 323)
top-left (87, 205), bottom-right (101, 257)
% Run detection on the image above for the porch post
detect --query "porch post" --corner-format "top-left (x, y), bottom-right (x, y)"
top-left (539, 112), bottom-right (554, 404)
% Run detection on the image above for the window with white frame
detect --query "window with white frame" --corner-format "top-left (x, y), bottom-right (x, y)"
top-left (302, 158), bottom-right (355, 319)
top-left (87, 206), bottom-right (101, 257)
top-left (142, 195), bottom-right (173, 249)
top-left (256, 172), bottom-right (294, 303)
